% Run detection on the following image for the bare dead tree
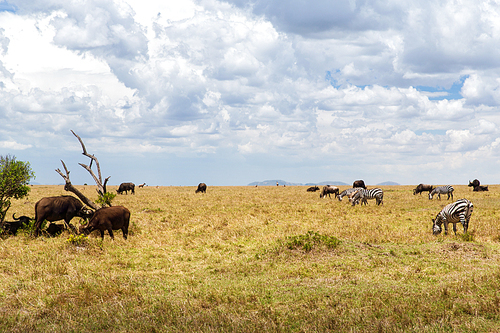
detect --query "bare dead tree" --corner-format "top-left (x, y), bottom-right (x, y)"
top-left (55, 130), bottom-right (112, 210)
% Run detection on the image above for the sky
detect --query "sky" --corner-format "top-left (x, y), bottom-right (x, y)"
top-left (1, 0), bottom-right (500, 186)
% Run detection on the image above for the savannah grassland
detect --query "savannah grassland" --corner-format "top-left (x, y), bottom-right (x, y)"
top-left (2, 185), bottom-right (500, 332)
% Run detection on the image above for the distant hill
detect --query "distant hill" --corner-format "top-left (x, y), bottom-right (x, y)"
top-left (249, 180), bottom-right (349, 186)
top-left (249, 180), bottom-right (400, 186)
top-left (305, 181), bottom-right (349, 186)
top-left (376, 181), bottom-right (400, 186)
top-left (248, 180), bottom-right (302, 186)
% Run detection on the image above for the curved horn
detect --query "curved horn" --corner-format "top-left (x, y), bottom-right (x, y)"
top-left (12, 213), bottom-right (19, 221)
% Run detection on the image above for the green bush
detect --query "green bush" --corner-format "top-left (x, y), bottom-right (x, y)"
top-left (284, 231), bottom-right (341, 252)
top-left (96, 191), bottom-right (117, 207)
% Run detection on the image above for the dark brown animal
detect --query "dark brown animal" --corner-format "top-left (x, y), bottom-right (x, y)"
top-left (473, 185), bottom-right (489, 192)
top-left (45, 223), bottom-right (65, 237)
top-left (13, 213), bottom-right (32, 226)
top-left (307, 186), bottom-right (320, 192)
top-left (195, 183), bottom-right (207, 193)
top-left (413, 184), bottom-right (434, 195)
top-left (352, 180), bottom-right (366, 189)
top-left (79, 206), bottom-right (130, 240)
top-left (468, 179), bottom-right (480, 187)
top-left (320, 185), bottom-right (339, 198)
top-left (1, 213), bottom-right (33, 235)
top-left (117, 182), bottom-right (135, 194)
top-left (138, 183), bottom-right (146, 188)
top-left (34, 196), bottom-right (93, 237)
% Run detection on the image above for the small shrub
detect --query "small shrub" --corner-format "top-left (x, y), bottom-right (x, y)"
top-left (18, 218), bottom-right (46, 236)
top-left (284, 231), bottom-right (341, 252)
top-left (96, 192), bottom-right (116, 207)
top-left (461, 231), bottom-right (475, 242)
top-left (66, 234), bottom-right (89, 246)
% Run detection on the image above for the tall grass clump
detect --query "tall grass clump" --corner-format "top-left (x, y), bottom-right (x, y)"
top-left (283, 230), bottom-right (341, 252)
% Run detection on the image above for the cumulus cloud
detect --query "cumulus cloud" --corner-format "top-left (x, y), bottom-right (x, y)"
top-left (1, 0), bottom-right (500, 185)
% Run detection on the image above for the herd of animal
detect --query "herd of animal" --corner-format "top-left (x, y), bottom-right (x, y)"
top-left (0, 179), bottom-right (488, 239)
top-left (309, 178), bottom-right (487, 236)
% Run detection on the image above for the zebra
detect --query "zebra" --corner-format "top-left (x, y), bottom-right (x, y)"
top-left (349, 188), bottom-right (383, 206)
top-left (429, 185), bottom-right (454, 200)
top-left (432, 199), bottom-right (473, 235)
top-left (337, 188), bottom-right (364, 201)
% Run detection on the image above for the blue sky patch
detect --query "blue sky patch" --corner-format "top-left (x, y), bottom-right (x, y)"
top-left (415, 129), bottom-right (447, 136)
top-left (0, 2), bottom-right (16, 13)
top-left (416, 75), bottom-right (468, 101)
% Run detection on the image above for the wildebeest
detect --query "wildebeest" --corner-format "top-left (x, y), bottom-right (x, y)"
top-left (468, 179), bottom-right (480, 188)
top-left (320, 185), bottom-right (339, 198)
top-left (79, 206), bottom-right (130, 240)
top-left (307, 186), bottom-right (320, 192)
top-left (34, 196), bottom-right (93, 237)
top-left (413, 184), bottom-right (434, 195)
top-left (117, 182), bottom-right (135, 195)
top-left (352, 180), bottom-right (366, 189)
top-left (473, 185), bottom-right (489, 192)
top-left (195, 183), bottom-right (207, 193)
top-left (138, 183), bottom-right (146, 188)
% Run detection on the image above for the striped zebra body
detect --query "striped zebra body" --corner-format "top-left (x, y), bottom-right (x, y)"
top-left (350, 188), bottom-right (383, 206)
top-left (338, 188), bottom-right (364, 201)
top-left (433, 199), bottom-right (473, 235)
top-left (429, 185), bottom-right (454, 200)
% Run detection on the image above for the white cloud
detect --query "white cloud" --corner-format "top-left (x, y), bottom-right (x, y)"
top-left (0, 140), bottom-right (32, 150)
top-left (1, 0), bottom-right (500, 185)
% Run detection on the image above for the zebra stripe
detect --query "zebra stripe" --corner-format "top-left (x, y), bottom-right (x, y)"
top-left (432, 199), bottom-right (473, 235)
top-left (337, 188), bottom-right (365, 201)
top-left (350, 188), bottom-right (383, 206)
top-left (429, 185), bottom-right (454, 200)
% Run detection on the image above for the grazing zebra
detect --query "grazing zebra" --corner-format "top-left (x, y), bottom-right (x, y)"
top-left (429, 185), bottom-right (454, 200)
top-left (337, 188), bottom-right (364, 201)
top-left (349, 188), bottom-right (383, 206)
top-left (432, 199), bottom-right (473, 235)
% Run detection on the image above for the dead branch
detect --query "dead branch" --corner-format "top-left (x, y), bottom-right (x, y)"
top-left (56, 160), bottom-right (99, 210)
top-left (71, 130), bottom-right (104, 190)
top-left (55, 131), bottom-right (113, 209)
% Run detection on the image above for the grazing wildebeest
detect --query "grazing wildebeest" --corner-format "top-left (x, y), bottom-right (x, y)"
top-left (195, 183), bottom-right (207, 193)
top-left (468, 179), bottom-right (480, 188)
top-left (352, 180), bottom-right (366, 189)
top-left (307, 186), bottom-right (320, 192)
top-left (34, 196), bottom-right (93, 237)
top-left (79, 206), bottom-right (130, 240)
top-left (320, 185), bottom-right (339, 198)
top-left (138, 183), bottom-right (146, 188)
top-left (413, 184), bottom-right (434, 195)
top-left (432, 199), bottom-right (473, 235)
top-left (473, 185), bottom-right (489, 192)
top-left (429, 185), bottom-right (454, 200)
top-left (117, 182), bottom-right (135, 195)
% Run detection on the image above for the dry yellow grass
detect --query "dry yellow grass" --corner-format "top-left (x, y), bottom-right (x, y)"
top-left (1, 184), bottom-right (500, 332)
